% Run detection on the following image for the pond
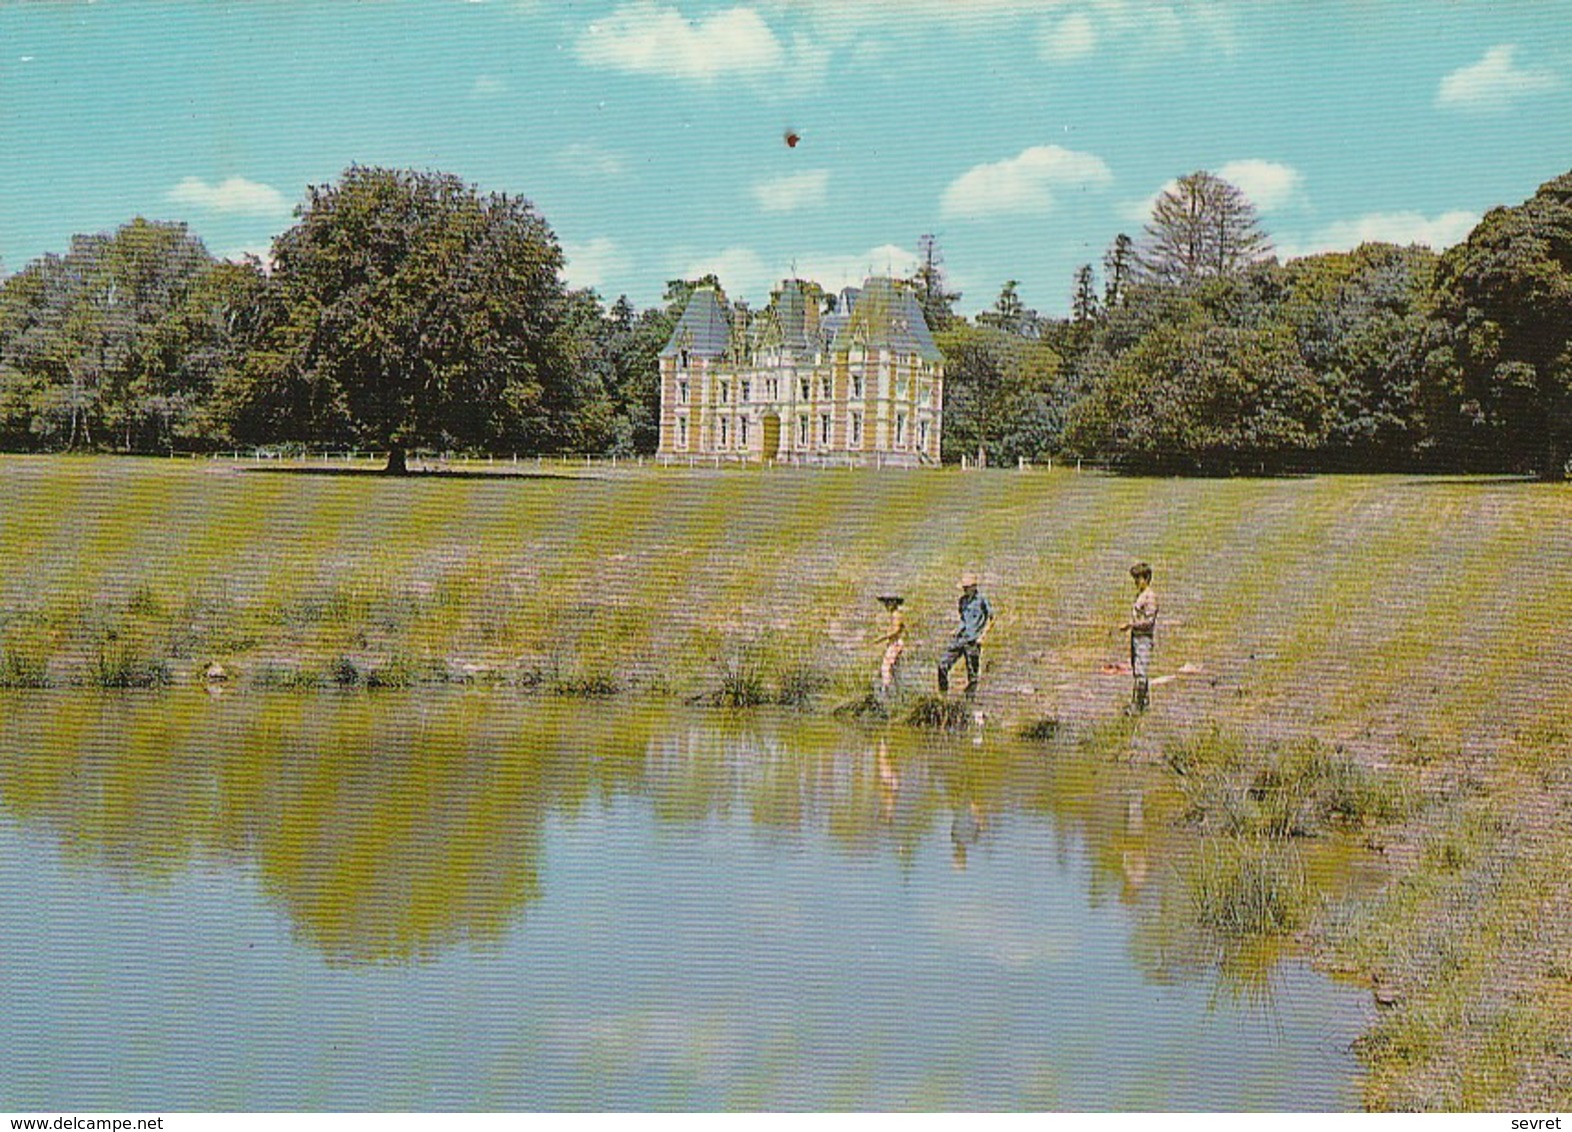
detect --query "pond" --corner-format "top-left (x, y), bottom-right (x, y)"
top-left (0, 690), bottom-right (1370, 1110)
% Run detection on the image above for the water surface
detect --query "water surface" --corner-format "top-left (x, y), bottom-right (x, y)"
top-left (0, 690), bottom-right (1368, 1109)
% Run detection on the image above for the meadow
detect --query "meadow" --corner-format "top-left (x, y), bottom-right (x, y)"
top-left (1, 453), bottom-right (1570, 1109)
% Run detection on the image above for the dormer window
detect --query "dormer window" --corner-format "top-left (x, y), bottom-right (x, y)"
top-left (679, 349), bottom-right (691, 368)
top-left (851, 374), bottom-right (864, 400)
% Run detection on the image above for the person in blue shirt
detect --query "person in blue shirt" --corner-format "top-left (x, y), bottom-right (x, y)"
top-left (936, 572), bottom-right (992, 698)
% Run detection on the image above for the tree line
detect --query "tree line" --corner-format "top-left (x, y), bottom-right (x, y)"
top-left (934, 167), bottom-right (1572, 481)
top-left (0, 166), bottom-right (673, 470)
top-left (2, 163), bottom-right (1568, 479)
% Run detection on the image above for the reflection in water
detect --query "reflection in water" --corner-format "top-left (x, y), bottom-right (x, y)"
top-left (0, 690), bottom-right (1364, 975)
top-left (0, 690), bottom-right (1370, 1108)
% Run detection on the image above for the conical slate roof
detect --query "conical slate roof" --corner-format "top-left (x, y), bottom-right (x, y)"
top-left (831, 277), bottom-right (941, 362)
top-left (660, 286), bottom-right (731, 359)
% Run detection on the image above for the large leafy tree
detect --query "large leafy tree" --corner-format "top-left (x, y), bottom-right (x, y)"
top-left (1139, 171), bottom-right (1272, 285)
top-left (937, 322), bottom-right (1063, 465)
top-left (239, 165), bottom-right (581, 472)
top-left (0, 219), bottom-right (219, 450)
top-left (1066, 318), bottom-right (1327, 474)
top-left (1285, 244), bottom-right (1439, 470)
top-left (1425, 170), bottom-right (1572, 480)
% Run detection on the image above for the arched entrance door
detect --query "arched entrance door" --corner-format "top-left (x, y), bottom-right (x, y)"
top-left (761, 414), bottom-right (781, 461)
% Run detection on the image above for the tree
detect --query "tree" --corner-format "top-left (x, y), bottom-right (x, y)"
top-left (1285, 244), bottom-right (1438, 470)
top-left (0, 219), bottom-right (218, 450)
top-left (937, 322), bottom-right (1063, 465)
top-left (1071, 265), bottom-right (1100, 324)
top-left (1066, 319), bottom-right (1327, 474)
top-left (976, 280), bottom-right (1024, 334)
top-left (239, 165), bottom-right (581, 472)
top-left (1425, 169), bottom-right (1572, 480)
top-left (912, 234), bottom-right (962, 331)
top-left (1138, 171), bottom-right (1272, 285)
top-left (559, 289), bottom-right (672, 456)
top-left (1103, 233), bottom-right (1135, 309)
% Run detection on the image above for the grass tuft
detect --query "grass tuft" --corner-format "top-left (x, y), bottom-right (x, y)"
top-left (707, 654), bottom-right (768, 708)
top-left (90, 634), bottom-right (171, 688)
top-left (774, 663), bottom-right (829, 708)
top-left (251, 661), bottom-right (326, 690)
top-left (905, 694), bottom-right (974, 730)
top-left (549, 672), bottom-right (621, 698)
top-left (0, 640), bottom-right (51, 688)
top-left (1019, 715), bottom-right (1061, 741)
top-left (1189, 836), bottom-right (1312, 937)
top-left (834, 691), bottom-right (890, 720)
top-left (1168, 732), bottom-right (1414, 836)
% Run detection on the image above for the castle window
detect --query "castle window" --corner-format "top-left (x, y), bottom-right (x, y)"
top-left (798, 416), bottom-right (810, 446)
top-left (896, 413), bottom-right (908, 446)
top-left (678, 381), bottom-right (689, 405)
top-left (739, 416), bottom-right (750, 447)
top-left (741, 380), bottom-right (752, 402)
top-left (720, 380), bottom-right (731, 403)
top-left (719, 417), bottom-right (730, 446)
top-left (819, 414), bottom-right (831, 446)
top-left (677, 417), bottom-right (688, 448)
top-left (851, 374), bottom-right (864, 400)
top-left (919, 419), bottom-right (929, 450)
top-left (819, 377), bottom-right (831, 399)
top-left (800, 377), bottom-right (811, 401)
top-left (850, 411), bottom-right (863, 447)
top-left (679, 349), bottom-right (690, 368)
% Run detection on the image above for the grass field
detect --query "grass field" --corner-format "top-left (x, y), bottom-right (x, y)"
top-left (1, 453), bottom-right (1570, 1108)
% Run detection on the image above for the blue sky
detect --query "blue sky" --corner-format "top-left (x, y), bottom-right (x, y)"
top-left (2, 1), bottom-right (1569, 315)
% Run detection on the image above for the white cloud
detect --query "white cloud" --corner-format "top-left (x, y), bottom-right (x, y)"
top-left (1437, 44), bottom-right (1561, 112)
top-left (469, 74), bottom-right (507, 98)
top-left (795, 243), bottom-right (919, 292)
top-left (671, 242), bottom-right (921, 299)
top-left (1216, 159), bottom-right (1304, 212)
top-left (562, 237), bottom-right (634, 291)
top-left (1277, 210), bottom-right (1480, 260)
top-left (767, 0), bottom-right (1075, 37)
top-left (941, 144), bottom-right (1113, 219)
top-left (1102, 0), bottom-right (1239, 55)
top-left (751, 169), bottom-right (829, 213)
top-left (576, 2), bottom-right (786, 83)
top-left (221, 245), bottom-right (275, 272)
top-left (675, 246), bottom-right (772, 296)
top-left (1123, 160), bottom-right (1304, 225)
top-left (557, 142), bottom-right (627, 178)
top-left (167, 176), bottom-right (290, 217)
top-left (1039, 11), bottom-right (1096, 62)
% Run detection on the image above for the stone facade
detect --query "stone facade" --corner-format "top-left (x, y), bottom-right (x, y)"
top-left (657, 276), bottom-right (943, 466)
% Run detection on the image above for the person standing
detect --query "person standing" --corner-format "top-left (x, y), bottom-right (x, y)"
top-left (875, 594), bottom-right (907, 694)
top-left (937, 572), bottom-right (992, 698)
top-left (1117, 562), bottom-right (1158, 713)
